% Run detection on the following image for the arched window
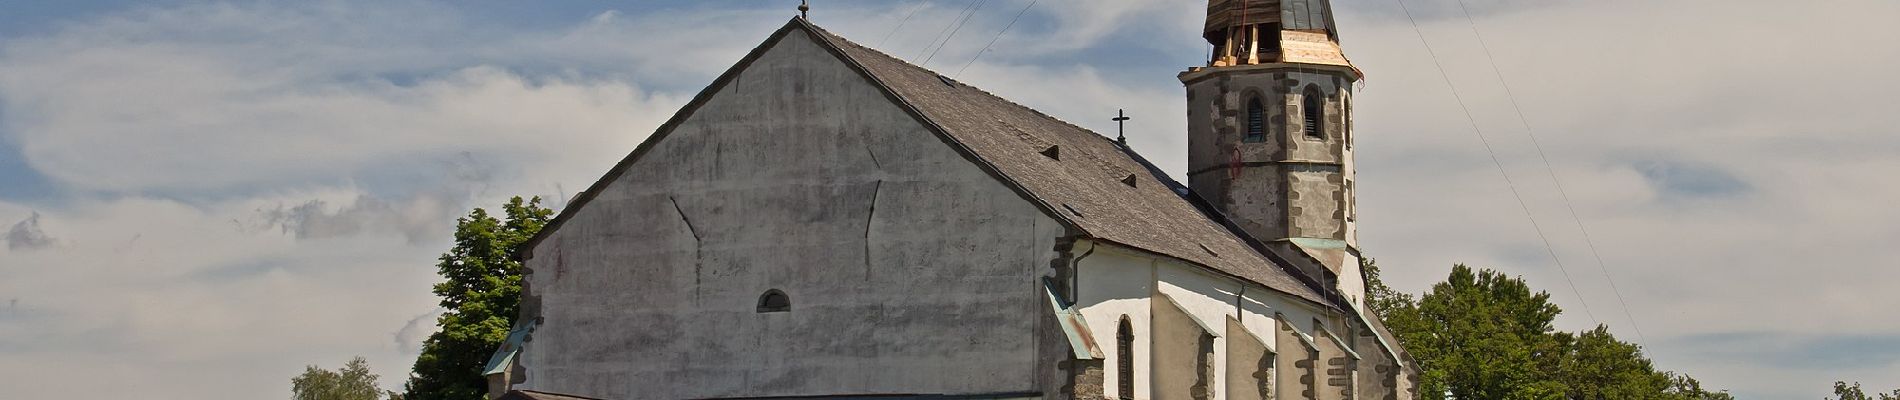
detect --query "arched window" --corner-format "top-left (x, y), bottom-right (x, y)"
top-left (1244, 96), bottom-right (1266, 143)
top-left (1303, 85), bottom-right (1325, 140)
top-left (756, 289), bottom-right (790, 313)
top-left (1118, 316), bottom-right (1135, 400)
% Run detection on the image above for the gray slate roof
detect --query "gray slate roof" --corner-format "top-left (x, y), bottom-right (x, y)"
top-left (798, 19), bottom-right (1329, 305)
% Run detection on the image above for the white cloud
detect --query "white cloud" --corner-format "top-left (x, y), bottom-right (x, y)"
top-left (1332, 0), bottom-right (1900, 396)
top-left (0, 2), bottom-right (699, 398)
top-left (1, 0), bottom-right (1897, 399)
top-left (0, 2), bottom-right (693, 196)
top-left (0, 194), bottom-right (443, 397)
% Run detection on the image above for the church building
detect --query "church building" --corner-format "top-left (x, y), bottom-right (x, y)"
top-left (483, 1), bottom-right (1418, 399)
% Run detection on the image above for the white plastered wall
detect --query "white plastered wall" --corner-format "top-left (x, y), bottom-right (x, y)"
top-left (1336, 252), bottom-right (1365, 312)
top-left (1073, 240), bottom-right (1154, 400)
top-left (1074, 240), bottom-right (1338, 400)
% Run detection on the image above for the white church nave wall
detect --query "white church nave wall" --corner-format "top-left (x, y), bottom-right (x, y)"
top-left (1074, 241), bottom-right (1348, 400)
top-left (1072, 241), bottom-right (1156, 400)
top-left (515, 29), bottom-right (1067, 400)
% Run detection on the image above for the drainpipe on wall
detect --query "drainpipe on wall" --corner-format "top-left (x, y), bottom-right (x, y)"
top-left (1069, 240), bottom-right (1097, 306)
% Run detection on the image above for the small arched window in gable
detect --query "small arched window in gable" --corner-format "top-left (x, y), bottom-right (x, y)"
top-left (1303, 85), bottom-right (1326, 140)
top-left (1244, 96), bottom-right (1266, 143)
top-left (1117, 315), bottom-right (1136, 400)
top-left (756, 289), bottom-right (790, 313)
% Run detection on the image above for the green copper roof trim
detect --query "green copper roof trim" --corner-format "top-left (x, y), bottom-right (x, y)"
top-left (1287, 238), bottom-right (1349, 250)
top-left (482, 321), bottom-right (538, 376)
top-left (1043, 278), bottom-right (1104, 360)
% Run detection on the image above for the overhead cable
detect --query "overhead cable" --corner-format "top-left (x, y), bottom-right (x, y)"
top-left (1449, 0), bottom-right (1647, 345)
top-left (1390, 0), bottom-right (1599, 325)
top-left (954, 0), bottom-right (1039, 78)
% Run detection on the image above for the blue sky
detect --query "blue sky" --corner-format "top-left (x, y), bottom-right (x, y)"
top-left (2, 1), bottom-right (1898, 398)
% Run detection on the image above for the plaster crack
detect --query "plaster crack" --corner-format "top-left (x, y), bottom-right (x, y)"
top-left (864, 144), bottom-right (882, 170)
top-left (669, 196), bottom-right (704, 302)
top-left (864, 180), bottom-right (882, 281)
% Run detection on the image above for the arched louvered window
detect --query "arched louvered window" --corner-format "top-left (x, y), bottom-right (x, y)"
top-left (1118, 316), bottom-right (1135, 400)
top-left (1244, 96), bottom-right (1266, 143)
top-left (1303, 85), bottom-right (1325, 140)
top-left (756, 289), bottom-right (790, 313)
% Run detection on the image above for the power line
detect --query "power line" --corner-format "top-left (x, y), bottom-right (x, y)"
top-left (878, 0), bottom-right (928, 48)
top-left (1389, 0), bottom-right (1599, 324)
top-left (912, 0), bottom-right (983, 62)
top-left (954, 0), bottom-right (1038, 78)
top-left (1448, 0), bottom-right (1647, 345)
top-left (921, 0), bottom-right (990, 67)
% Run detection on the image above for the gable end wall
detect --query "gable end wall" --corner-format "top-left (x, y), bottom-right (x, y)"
top-left (515, 28), bottom-right (1066, 400)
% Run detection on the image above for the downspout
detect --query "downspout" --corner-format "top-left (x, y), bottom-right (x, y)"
top-left (1070, 240), bottom-right (1098, 305)
top-left (1059, 237), bottom-right (1098, 399)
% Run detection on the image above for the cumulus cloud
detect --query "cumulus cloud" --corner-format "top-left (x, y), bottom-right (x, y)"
top-left (1326, 0), bottom-right (1900, 396)
top-left (4, 212), bottom-right (55, 251)
top-left (0, 2), bottom-right (692, 397)
top-left (0, 0), bottom-right (1896, 399)
top-left (254, 195), bottom-right (438, 243)
top-left (0, 2), bottom-right (689, 197)
top-left (237, 153), bottom-right (497, 243)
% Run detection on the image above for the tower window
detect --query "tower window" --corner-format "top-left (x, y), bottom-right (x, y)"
top-left (1303, 86), bottom-right (1325, 140)
top-left (756, 289), bottom-right (790, 313)
top-left (1244, 96), bottom-right (1265, 143)
top-left (1261, 23), bottom-right (1282, 57)
top-left (1118, 316), bottom-right (1135, 400)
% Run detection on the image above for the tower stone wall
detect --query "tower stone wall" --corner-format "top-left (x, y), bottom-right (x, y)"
top-left (1183, 68), bottom-right (1358, 257)
top-left (1183, 0), bottom-right (1361, 293)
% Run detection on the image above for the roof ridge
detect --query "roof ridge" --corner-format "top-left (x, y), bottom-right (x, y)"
top-left (799, 20), bottom-right (1119, 147)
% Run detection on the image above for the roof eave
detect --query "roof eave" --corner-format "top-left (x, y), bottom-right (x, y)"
top-left (1081, 238), bottom-right (1334, 310)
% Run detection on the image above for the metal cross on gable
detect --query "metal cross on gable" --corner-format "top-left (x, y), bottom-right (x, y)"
top-left (1113, 109), bottom-right (1131, 145)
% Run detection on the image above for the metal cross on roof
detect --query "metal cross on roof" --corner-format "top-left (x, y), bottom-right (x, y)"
top-left (1113, 109), bottom-right (1131, 145)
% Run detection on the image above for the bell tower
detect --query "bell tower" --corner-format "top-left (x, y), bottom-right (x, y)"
top-left (1181, 0), bottom-right (1367, 307)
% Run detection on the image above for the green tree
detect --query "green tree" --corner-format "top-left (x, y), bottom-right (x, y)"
top-left (1363, 260), bottom-right (1732, 400)
top-left (1664, 374), bottom-right (1732, 400)
top-left (1558, 326), bottom-right (1677, 399)
top-left (404, 197), bottom-right (553, 400)
top-left (1829, 381), bottom-right (1900, 400)
top-left (293, 356), bottom-right (393, 400)
top-left (1413, 264), bottom-right (1567, 399)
